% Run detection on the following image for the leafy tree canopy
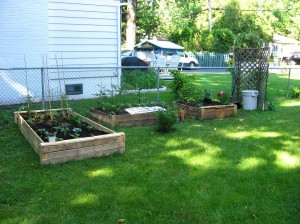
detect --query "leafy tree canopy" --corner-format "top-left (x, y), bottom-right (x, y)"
top-left (123, 0), bottom-right (300, 52)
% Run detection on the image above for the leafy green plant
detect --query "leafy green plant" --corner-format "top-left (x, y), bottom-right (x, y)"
top-left (266, 100), bottom-right (276, 111)
top-left (121, 69), bottom-right (157, 90)
top-left (217, 90), bottom-right (229, 104)
top-left (170, 70), bottom-right (202, 103)
top-left (121, 69), bottom-right (158, 104)
top-left (156, 108), bottom-right (177, 133)
top-left (203, 89), bottom-right (212, 102)
top-left (69, 116), bottom-right (84, 127)
top-left (70, 127), bottom-right (82, 139)
top-left (96, 102), bottom-right (123, 115)
top-left (290, 87), bottom-right (300, 98)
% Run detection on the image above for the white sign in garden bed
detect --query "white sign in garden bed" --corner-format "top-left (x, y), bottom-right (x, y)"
top-left (125, 106), bottom-right (166, 114)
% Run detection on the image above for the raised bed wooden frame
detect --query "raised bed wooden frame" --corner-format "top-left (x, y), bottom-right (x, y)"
top-left (14, 109), bottom-right (125, 165)
top-left (175, 103), bottom-right (237, 120)
top-left (90, 108), bottom-right (158, 128)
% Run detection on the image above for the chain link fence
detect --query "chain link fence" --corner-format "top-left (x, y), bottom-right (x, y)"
top-left (1, 66), bottom-right (300, 110)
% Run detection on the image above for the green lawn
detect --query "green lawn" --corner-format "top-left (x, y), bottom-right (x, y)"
top-left (0, 73), bottom-right (300, 224)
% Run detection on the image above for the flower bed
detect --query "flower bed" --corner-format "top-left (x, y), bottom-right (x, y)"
top-left (14, 108), bottom-right (125, 165)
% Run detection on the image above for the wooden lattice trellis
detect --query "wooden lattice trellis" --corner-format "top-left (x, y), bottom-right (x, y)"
top-left (231, 47), bottom-right (270, 108)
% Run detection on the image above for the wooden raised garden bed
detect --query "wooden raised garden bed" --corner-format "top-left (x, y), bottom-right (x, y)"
top-left (90, 108), bottom-right (159, 128)
top-left (14, 109), bottom-right (125, 165)
top-left (175, 103), bottom-right (237, 120)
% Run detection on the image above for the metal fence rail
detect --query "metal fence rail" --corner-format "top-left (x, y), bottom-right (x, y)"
top-left (184, 52), bottom-right (231, 67)
top-left (1, 66), bottom-right (299, 110)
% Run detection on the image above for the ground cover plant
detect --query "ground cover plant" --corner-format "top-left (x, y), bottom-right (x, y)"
top-left (0, 71), bottom-right (299, 223)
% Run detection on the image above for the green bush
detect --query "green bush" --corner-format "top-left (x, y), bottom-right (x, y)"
top-left (290, 87), bottom-right (300, 98)
top-left (170, 70), bottom-right (202, 103)
top-left (121, 69), bottom-right (157, 91)
top-left (156, 108), bottom-right (177, 133)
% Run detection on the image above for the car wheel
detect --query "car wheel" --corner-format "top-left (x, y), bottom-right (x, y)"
top-left (188, 62), bottom-right (195, 69)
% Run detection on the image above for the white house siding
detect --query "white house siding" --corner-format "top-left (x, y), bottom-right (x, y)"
top-left (0, 0), bottom-right (121, 105)
top-left (0, 0), bottom-right (49, 68)
top-left (48, 0), bottom-right (120, 67)
top-left (47, 0), bottom-right (121, 102)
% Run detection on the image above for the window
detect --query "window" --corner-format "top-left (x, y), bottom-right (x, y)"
top-left (65, 84), bottom-right (83, 95)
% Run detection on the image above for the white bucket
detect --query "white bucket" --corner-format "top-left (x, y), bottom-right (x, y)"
top-left (242, 90), bottom-right (259, 110)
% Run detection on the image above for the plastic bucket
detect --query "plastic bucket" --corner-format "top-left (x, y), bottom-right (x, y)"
top-left (242, 90), bottom-right (259, 110)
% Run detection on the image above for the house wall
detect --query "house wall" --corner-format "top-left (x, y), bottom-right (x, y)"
top-left (0, 0), bottom-right (49, 68)
top-left (48, 0), bottom-right (120, 67)
top-left (0, 0), bottom-right (121, 105)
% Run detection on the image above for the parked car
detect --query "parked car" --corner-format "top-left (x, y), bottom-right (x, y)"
top-left (121, 49), bottom-right (133, 58)
top-left (177, 53), bottom-right (199, 69)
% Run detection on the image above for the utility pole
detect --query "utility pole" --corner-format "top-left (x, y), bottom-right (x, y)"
top-left (208, 0), bottom-right (212, 32)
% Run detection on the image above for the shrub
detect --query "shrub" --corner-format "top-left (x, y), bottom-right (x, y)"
top-left (217, 90), bottom-right (229, 104)
top-left (170, 70), bottom-right (202, 102)
top-left (290, 87), bottom-right (300, 98)
top-left (121, 69), bottom-right (157, 90)
top-left (156, 108), bottom-right (177, 133)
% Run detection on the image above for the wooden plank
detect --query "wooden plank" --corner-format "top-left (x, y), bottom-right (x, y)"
top-left (15, 109), bottom-right (125, 165)
top-left (41, 133), bottom-right (124, 153)
top-left (90, 108), bottom-right (158, 127)
top-left (175, 103), bottom-right (237, 120)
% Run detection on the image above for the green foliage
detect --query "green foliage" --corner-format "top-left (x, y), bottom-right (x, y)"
top-left (236, 32), bottom-right (264, 48)
top-left (204, 89), bottom-right (212, 101)
top-left (155, 107), bottom-right (177, 133)
top-left (96, 102), bottom-right (123, 115)
top-left (169, 70), bottom-right (189, 99)
top-left (290, 87), bottom-right (300, 98)
top-left (121, 68), bottom-right (158, 104)
top-left (69, 116), bottom-right (84, 127)
top-left (2, 96), bottom-right (300, 223)
top-left (217, 90), bottom-right (229, 104)
top-left (136, 0), bottom-right (160, 40)
top-left (266, 100), bottom-right (276, 111)
top-left (170, 70), bottom-right (202, 103)
top-left (122, 0), bottom-right (300, 51)
top-left (121, 69), bottom-right (157, 90)
top-left (211, 28), bottom-right (235, 52)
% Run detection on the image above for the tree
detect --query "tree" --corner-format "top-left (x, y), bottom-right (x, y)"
top-left (122, 0), bottom-right (300, 51)
top-left (136, 0), bottom-right (160, 41)
top-left (126, 0), bottom-right (137, 50)
top-left (211, 28), bottom-right (234, 52)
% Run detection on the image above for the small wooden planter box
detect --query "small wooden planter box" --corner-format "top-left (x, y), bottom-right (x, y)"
top-left (175, 103), bottom-right (237, 120)
top-left (90, 108), bottom-right (158, 128)
top-left (14, 109), bottom-right (125, 165)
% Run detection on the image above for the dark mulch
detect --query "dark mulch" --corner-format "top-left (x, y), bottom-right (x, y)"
top-left (26, 113), bottom-right (108, 142)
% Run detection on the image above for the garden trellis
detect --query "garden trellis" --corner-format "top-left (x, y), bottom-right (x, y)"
top-left (231, 47), bottom-right (270, 108)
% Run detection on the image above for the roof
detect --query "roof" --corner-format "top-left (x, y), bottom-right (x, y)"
top-left (134, 40), bottom-right (185, 50)
top-left (273, 34), bottom-right (300, 44)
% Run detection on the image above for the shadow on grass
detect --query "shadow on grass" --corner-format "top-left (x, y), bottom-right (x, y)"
top-left (0, 100), bottom-right (299, 223)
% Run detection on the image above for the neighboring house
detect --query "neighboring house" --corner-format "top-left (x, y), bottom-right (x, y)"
top-left (269, 34), bottom-right (300, 61)
top-left (0, 0), bottom-right (124, 105)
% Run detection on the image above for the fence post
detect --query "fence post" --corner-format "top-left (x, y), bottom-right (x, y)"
top-left (41, 67), bottom-right (45, 110)
top-left (157, 68), bottom-right (160, 104)
top-left (286, 68), bottom-right (291, 98)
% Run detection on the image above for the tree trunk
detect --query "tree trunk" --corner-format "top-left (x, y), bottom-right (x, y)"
top-left (126, 0), bottom-right (137, 50)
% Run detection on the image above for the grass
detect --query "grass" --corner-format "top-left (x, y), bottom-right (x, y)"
top-left (0, 73), bottom-right (300, 223)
